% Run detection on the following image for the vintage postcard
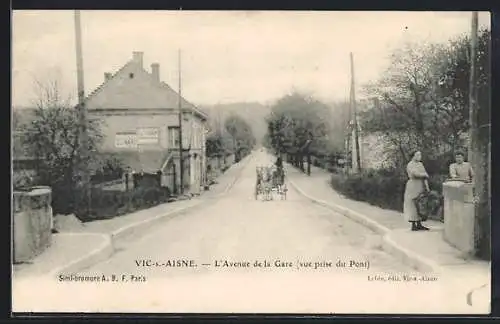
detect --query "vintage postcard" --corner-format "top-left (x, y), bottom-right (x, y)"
top-left (11, 10), bottom-right (491, 314)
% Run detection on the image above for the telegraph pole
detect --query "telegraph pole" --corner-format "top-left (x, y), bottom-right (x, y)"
top-left (178, 49), bottom-right (184, 195)
top-left (468, 12), bottom-right (490, 258)
top-left (74, 10), bottom-right (90, 214)
top-left (343, 99), bottom-right (350, 172)
top-left (350, 52), bottom-right (362, 172)
top-left (468, 12), bottom-right (478, 163)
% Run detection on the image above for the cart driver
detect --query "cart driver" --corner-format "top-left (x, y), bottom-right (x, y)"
top-left (275, 156), bottom-right (283, 169)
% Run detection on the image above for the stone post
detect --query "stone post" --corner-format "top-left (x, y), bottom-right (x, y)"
top-left (443, 181), bottom-right (475, 255)
top-left (13, 186), bottom-right (53, 263)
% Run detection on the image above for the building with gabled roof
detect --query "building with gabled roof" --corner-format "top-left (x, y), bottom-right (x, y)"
top-left (85, 51), bottom-right (209, 195)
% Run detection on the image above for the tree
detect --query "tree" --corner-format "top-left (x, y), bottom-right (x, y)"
top-left (360, 29), bottom-right (490, 172)
top-left (224, 113), bottom-right (256, 161)
top-left (21, 77), bottom-right (105, 214)
top-left (206, 132), bottom-right (232, 158)
top-left (266, 92), bottom-right (343, 170)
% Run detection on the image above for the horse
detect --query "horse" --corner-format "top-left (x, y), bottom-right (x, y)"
top-left (272, 167), bottom-right (286, 199)
top-left (256, 167), bottom-right (273, 201)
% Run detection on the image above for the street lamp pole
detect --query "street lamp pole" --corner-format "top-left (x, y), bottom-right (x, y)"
top-left (74, 10), bottom-right (90, 214)
top-left (350, 52), bottom-right (361, 172)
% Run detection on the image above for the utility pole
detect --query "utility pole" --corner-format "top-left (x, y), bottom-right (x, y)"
top-left (218, 110), bottom-right (223, 169)
top-left (178, 49), bottom-right (184, 195)
top-left (468, 12), bottom-right (490, 258)
top-left (74, 10), bottom-right (90, 214)
top-left (468, 12), bottom-right (478, 163)
top-left (343, 100), bottom-right (350, 173)
top-left (350, 52), bottom-right (361, 172)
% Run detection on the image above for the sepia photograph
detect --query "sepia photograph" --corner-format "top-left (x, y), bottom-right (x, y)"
top-left (11, 10), bottom-right (491, 314)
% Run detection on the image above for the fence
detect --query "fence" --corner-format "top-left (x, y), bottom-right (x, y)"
top-left (132, 172), bottom-right (162, 189)
top-left (91, 172), bottom-right (162, 192)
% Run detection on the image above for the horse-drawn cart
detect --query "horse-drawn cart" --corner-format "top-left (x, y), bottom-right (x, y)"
top-left (255, 165), bottom-right (287, 201)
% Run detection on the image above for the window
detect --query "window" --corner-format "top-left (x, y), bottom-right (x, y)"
top-left (168, 126), bottom-right (180, 148)
top-left (192, 128), bottom-right (197, 148)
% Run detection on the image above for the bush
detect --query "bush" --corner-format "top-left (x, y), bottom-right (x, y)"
top-left (428, 173), bottom-right (449, 194)
top-left (330, 168), bottom-right (447, 213)
top-left (327, 165), bottom-right (344, 174)
top-left (425, 151), bottom-right (455, 175)
top-left (90, 170), bottom-right (123, 184)
top-left (13, 170), bottom-right (37, 190)
top-left (74, 186), bottom-right (171, 222)
top-left (51, 180), bottom-right (79, 215)
top-left (90, 155), bottom-right (124, 184)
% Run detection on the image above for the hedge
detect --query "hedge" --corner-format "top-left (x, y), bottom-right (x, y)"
top-left (90, 170), bottom-right (123, 184)
top-left (72, 186), bottom-right (171, 222)
top-left (330, 168), bottom-right (448, 213)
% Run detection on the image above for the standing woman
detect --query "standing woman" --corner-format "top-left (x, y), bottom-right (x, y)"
top-left (404, 150), bottom-right (430, 231)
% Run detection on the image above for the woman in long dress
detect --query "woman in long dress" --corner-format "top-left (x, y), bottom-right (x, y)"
top-left (403, 151), bottom-right (430, 231)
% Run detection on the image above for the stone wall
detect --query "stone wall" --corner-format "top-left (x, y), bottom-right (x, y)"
top-left (13, 187), bottom-right (53, 263)
top-left (443, 181), bottom-right (475, 255)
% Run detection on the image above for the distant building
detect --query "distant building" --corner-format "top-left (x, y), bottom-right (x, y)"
top-left (85, 51), bottom-right (210, 195)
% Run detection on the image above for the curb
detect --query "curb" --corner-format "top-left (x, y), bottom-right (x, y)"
top-left (52, 155), bottom-right (252, 275)
top-left (286, 165), bottom-right (492, 309)
top-left (110, 201), bottom-right (206, 247)
top-left (212, 154), bottom-right (252, 198)
top-left (287, 177), bottom-right (391, 236)
top-left (381, 233), bottom-right (442, 273)
top-left (287, 176), bottom-right (441, 273)
top-left (48, 233), bottom-right (114, 276)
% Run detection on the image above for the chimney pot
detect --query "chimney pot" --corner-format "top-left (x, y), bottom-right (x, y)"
top-left (132, 51), bottom-right (144, 67)
top-left (151, 63), bottom-right (160, 82)
top-left (104, 72), bottom-right (112, 81)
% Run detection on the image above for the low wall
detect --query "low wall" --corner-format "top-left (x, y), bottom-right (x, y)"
top-left (443, 181), bottom-right (475, 255)
top-left (92, 178), bottom-right (125, 190)
top-left (13, 186), bottom-right (53, 263)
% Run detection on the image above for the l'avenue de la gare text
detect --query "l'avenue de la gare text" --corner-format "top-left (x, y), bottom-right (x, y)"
top-left (135, 259), bottom-right (370, 270)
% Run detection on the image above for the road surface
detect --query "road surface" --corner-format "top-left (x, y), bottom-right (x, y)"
top-left (15, 151), bottom-right (474, 313)
top-left (85, 151), bottom-right (413, 277)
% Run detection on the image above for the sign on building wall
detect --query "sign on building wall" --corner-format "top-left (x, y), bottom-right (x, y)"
top-left (115, 132), bottom-right (137, 149)
top-left (137, 127), bottom-right (160, 144)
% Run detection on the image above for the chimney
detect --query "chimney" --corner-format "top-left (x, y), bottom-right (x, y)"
top-left (151, 63), bottom-right (160, 82)
top-left (132, 51), bottom-right (144, 67)
top-left (104, 72), bottom-right (112, 81)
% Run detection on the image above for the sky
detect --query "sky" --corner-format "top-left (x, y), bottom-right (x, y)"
top-left (12, 10), bottom-right (491, 108)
